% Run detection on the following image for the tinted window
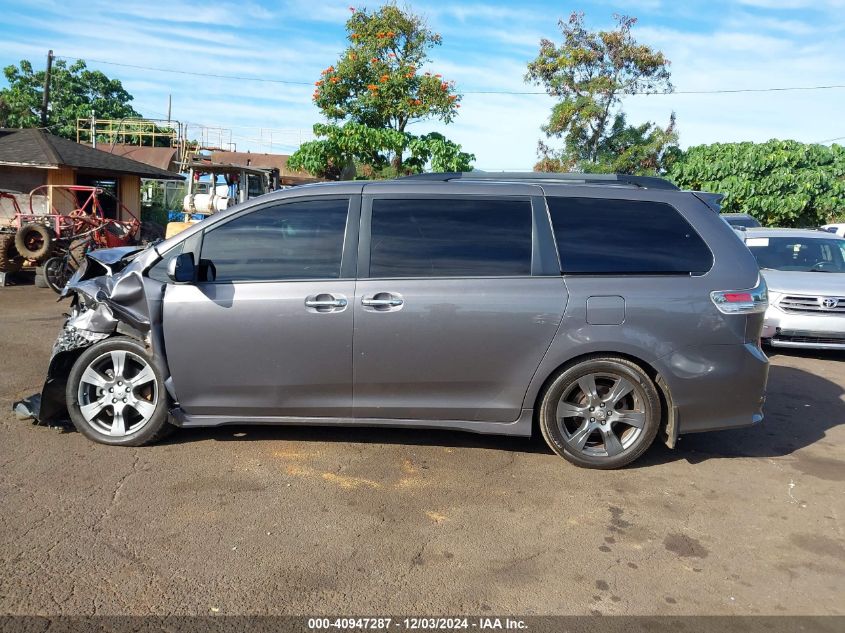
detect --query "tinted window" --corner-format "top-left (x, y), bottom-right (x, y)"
top-left (369, 198), bottom-right (532, 278)
top-left (201, 199), bottom-right (348, 282)
top-left (548, 197), bottom-right (713, 275)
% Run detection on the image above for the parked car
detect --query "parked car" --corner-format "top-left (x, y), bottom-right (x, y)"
top-left (721, 213), bottom-right (762, 230)
top-left (820, 223), bottom-right (845, 237)
top-left (744, 228), bottom-right (845, 351)
top-left (16, 173), bottom-right (769, 469)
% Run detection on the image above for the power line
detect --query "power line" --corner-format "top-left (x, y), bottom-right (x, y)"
top-left (57, 54), bottom-right (845, 96)
top-left (55, 55), bottom-right (312, 86)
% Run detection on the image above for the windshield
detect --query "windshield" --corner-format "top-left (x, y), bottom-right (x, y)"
top-left (746, 236), bottom-right (845, 272)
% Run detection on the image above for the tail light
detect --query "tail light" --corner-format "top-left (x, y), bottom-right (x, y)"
top-left (711, 277), bottom-right (768, 314)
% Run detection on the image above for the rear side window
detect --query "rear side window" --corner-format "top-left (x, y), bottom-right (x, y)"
top-left (547, 197), bottom-right (713, 275)
top-left (200, 198), bottom-right (349, 282)
top-left (369, 198), bottom-right (532, 278)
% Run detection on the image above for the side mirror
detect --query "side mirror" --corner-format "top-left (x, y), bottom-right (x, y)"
top-left (167, 252), bottom-right (195, 283)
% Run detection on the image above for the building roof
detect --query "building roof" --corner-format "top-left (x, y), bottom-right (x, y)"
top-left (98, 143), bottom-right (179, 172)
top-left (209, 150), bottom-right (322, 184)
top-left (0, 128), bottom-right (183, 180)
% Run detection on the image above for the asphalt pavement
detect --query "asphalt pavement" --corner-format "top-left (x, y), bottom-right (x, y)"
top-left (1, 281), bottom-right (843, 616)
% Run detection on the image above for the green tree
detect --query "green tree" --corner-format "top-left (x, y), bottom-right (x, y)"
top-left (0, 58), bottom-right (141, 139)
top-left (293, 3), bottom-right (468, 177)
top-left (669, 140), bottom-right (845, 227)
top-left (287, 121), bottom-right (474, 181)
top-left (525, 12), bottom-right (677, 174)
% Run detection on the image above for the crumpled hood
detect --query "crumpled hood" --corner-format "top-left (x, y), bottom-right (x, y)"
top-left (760, 269), bottom-right (845, 296)
top-left (60, 245), bottom-right (147, 298)
top-left (60, 245), bottom-right (153, 333)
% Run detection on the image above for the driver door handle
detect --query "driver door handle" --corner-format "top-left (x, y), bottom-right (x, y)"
top-left (304, 294), bottom-right (348, 312)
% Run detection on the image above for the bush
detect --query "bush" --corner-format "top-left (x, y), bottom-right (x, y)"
top-left (668, 140), bottom-right (845, 227)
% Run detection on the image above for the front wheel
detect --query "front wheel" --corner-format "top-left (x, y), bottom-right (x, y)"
top-left (66, 337), bottom-right (173, 446)
top-left (538, 356), bottom-right (661, 469)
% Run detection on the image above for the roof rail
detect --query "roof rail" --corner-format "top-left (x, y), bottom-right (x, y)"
top-left (399, 171), bottom-right (679, 190)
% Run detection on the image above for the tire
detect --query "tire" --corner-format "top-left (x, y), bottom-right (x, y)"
top-left (15, 223), bottom-right (54, 261)
top-left (66, 337), bottom-right (174, 446)
top-left (0, 233), bottom-right (23, 273)
top-left (538, 356), bottom-right (661, 469)
top-left (43, 256), bottom-right (72, 294)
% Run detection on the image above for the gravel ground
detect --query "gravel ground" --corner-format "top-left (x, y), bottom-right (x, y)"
top-left (1, 282), bottom-right (843, 616)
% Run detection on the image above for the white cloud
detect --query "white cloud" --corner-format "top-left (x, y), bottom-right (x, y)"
top-left (2, 0), bottom-right (843, 169)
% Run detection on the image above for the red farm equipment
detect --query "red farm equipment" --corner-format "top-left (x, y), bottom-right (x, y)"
top-left (0, 185), bottom-right (145, 276)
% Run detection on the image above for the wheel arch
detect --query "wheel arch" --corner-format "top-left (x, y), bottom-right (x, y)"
top-left (528, 350), bottom-right (678, 448)
top-left (36, 327), bottom-right (154, 425)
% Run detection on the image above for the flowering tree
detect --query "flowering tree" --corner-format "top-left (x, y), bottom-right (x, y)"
top-left (288, 122), bottom-right (474, 181)
top-left (292, 3), bottom-right (469, 177)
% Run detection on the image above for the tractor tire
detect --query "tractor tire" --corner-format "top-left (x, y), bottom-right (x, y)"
top-left (15, 224), bottom-right (54, 262)
top-left (0, 233), bottom-right (24, 273)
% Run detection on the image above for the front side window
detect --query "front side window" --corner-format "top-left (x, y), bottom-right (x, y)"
top-left (369, 197), bottom-right (532, 278)
top-left (548, 197), bottom-right (713, 275)
top-left (200, 198), bottom-right (349, 282)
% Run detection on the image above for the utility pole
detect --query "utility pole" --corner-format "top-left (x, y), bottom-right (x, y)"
top-left (167, 94), bottom-right (172, 125)
top-left (90, 110), bottom-right (96, 148)
top-left (40, 50), bottom-right (53, 127)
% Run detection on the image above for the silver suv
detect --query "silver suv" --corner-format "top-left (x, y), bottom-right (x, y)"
top-left (744, 227), bottom-right (845, 350)
top-left (19, 173), bottom-right (770, 469)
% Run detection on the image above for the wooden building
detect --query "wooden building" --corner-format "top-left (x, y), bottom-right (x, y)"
top-left (0, 128), bottom-right (183, 220)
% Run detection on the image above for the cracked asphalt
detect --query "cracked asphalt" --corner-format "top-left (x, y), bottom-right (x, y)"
top-left (1, 283), bottom-right (843, 616)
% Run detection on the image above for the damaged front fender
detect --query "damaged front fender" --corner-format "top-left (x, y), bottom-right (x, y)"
top-left (14, 245), bottom-right (162, 425)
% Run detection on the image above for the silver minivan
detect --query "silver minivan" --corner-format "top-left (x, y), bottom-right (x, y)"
top-left (19, 173), bottom-right (770, 469)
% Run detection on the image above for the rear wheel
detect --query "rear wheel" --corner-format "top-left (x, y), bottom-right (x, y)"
top-left (66, 337), bottom-right (173, 446)
top-left (538, 356), bottom-right (661, 469)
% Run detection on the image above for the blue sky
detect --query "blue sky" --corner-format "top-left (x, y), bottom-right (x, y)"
top-left (1, 0), bottom-right (843, 169)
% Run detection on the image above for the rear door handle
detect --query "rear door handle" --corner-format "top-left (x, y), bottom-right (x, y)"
top-left (361, 292), bottom-right (404, 310)
top-left (361, 298), bottom-right (403, 307)
top-left (305, 294), bottom-right (348, 312)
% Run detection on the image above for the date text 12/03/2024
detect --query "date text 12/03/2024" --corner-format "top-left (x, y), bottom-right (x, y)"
top-left (307, 618), bottom-right (528, 630)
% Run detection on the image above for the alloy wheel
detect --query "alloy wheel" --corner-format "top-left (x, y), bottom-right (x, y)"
top-left (556, 372), bottom-right (646, 458)
top-left (76, 350), bottom-right (158, 437)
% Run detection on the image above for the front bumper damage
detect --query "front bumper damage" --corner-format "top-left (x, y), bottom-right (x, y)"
top-left (13, 246), bottom-right (154, 425)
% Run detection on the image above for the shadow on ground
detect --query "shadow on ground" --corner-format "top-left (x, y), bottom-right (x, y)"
top-left (0, 270), bottom-right (34, 287)
top-left (156, 360), bottom-right (844, 468)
